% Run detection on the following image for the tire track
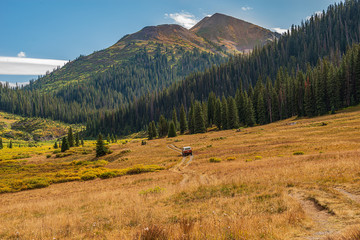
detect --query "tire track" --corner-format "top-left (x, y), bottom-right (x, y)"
top-left (290, 191), bottom-right (337, 240)
top-left (167, 144), bottom-right (210, 186)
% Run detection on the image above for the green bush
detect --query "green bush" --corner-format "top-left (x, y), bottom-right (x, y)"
top-left (293, 151), bottom-right (305, 155)
top-left (209, 157), bottom-right (222, 163)
top-left (139, 186), bottom-right (165, 195)
top-left (81, 172), bottom-right (97, 181)
top-left (226, 156), bottom-right (236, 161)
top-left (99, 171), bottom-right (118, 179)
top-left (255, 156), bottom-right (263, 160)
top-left (26, 178), bottom-right (50, 189)
top-left (46, 154), bottom-right (51, 158)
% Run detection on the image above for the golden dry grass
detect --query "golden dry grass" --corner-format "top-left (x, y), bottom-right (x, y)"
top-left (1, 107), bottom-right (360, 239)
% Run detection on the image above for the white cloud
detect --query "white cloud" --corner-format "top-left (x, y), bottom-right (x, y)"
top-left (17, 51), bottom-right (26, 58)
top-left (241, 7), bottom-right (253, 11)
top-left (165, 11), bottom-right (198, 29)
top-left (0, 81), bottom-right (29, 88)
top-left (0, 56), bottom-right (68, 75)
top-left (271, 27), bottom-right (288, 34)
top-left (306, 11), bottom-right (323, 21)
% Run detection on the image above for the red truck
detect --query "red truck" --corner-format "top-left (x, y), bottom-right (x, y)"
top-left (182, 146), bottom-right (192, 156)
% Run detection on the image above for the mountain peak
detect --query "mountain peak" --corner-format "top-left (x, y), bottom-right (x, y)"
top-left (191, 13), bottom-right (279, 53)
top-left (120, 24), bottom-right (188, 42)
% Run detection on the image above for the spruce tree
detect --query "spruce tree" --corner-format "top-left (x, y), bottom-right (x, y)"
top-left (8, 140), bottom-right (13, 149)
top-left (158, 115), bottom-right (168, 137)
top-left (107, 134), bottom-right (111, 144)
top-left (214, 98), bottom-right (222, 130)
top-left (67, 127), bottom-right (74, 147)
top-left (75, 132), bottom-right (80, 147)
top-left (168, 121), bottom-right (177, 138)
top-left (61, 137), bottom-right (69, 152)
top-left (0, 138), bottom-right (3, 149)
top-left (151, 121), bottom-right (157, 138)
top-left (172, 108), bottom-right (178, 130)
top-left (207, 92), bottom-right (216, 126)
top-left (194, 101), bottom-right (206, 133)
top-left (188, 103), bottom-right (195, 134)
top-left (179, 104), bottom-right (187, 134)
top-left (245, 93), bottom-right (256, 126)
top-left (81, 138), bottom-right (84, 147)
top-left (256, 92), bottom-right (266, 125)
top-left (221, 96), bottom-right (228, 130)
top-left (227, 97), bottom-right (239, 129)
top-left (96, 134), bottom-right (107, 157)
top-left (148, 122), bottom-right (154, 140)
top-left (54, 141), bottom-right (58, 149)
top-left (111, 134), bottom-right (115, 143)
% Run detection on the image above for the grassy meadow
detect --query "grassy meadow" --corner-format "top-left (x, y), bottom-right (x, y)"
top-left (1, 107), bottom-right (360, 239)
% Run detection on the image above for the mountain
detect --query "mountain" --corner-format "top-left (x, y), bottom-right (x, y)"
top-left (191, 13), bottom-right (280, 53)
top-left (28, 14), bottom-right (279, 93)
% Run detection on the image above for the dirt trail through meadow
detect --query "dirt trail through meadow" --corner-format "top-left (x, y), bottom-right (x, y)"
top-left (290, 191), bottom-right (338, 240)
top-left (167, 144), bottom-right (211, 186)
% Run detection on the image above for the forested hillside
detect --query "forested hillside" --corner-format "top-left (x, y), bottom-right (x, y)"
top-left (86, 0), bottom-right (360, 136)
top-left (1, 1), bottom-right (360, 137)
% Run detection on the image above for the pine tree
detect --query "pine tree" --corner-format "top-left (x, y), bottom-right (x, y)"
top-left (148, 122), bottom-right (154, 140)
top-left (179, 104), bottom-right (187, 134)
top-left (81, 138), bottom-right (84, 147)
top-left (54, 141), bottom-right (58, 149)
top-left (75, 132), bottom-right (80, 147)
top-left (96, 134), bottom-right (107, 157)
top-left (61, 137), bottom-right (69, 152)
top-left (168, 121), bottom-right (177, 138)
top-left (245, 93), bottom-right (256, 126)
top-left (0, 138), bottom-right (3, 149)
top-left (214, 98), bottom-right (222, 129)
top-left (227, 97), bottom-right (239, 129)
top-left (207, 92), bottom-right (216, 127)
top-left (158, 115), bottom-right (168, 137)
top-left (172, 108), bottom-right (178, 130)
top-left (194, 101), bottom-right (206, 133)
top-left (221, 96), bottom-right (228, 130)
top-left (8, 140), bottom-right (13, 149)
top-left (107, 134), bottom-right (111, 144)
top-left (111, 134), bottom-right (115, 143)
top-left (188, 103), bottom-right (195, 134)
top-left (256, 92), bottom-right (266, 125)
top-left (151, 121), bottom-right (157, 138)
top-left (67, 127), bottom-right (74, 147)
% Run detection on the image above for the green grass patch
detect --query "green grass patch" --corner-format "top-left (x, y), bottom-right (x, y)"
top-left (209, 157), bottom-right (222, 163)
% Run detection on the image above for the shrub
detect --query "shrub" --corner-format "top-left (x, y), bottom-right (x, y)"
top-left (99, 171), bottom-right (118, 179)
top-left (81, 172), bottom-right (97, 181)
top-left (226, 156), bottom-right (236, 161)
top-left (46, 154), bottom-right (51, 158)
top-left (293, 151), bottom-right (305, 155)
top-left (139, 186), bottom-right (165, 195)
top-left (26, 178), bottom-right (50, 189)
top-left (53, 149), bottom-right (61, 154)
top-left (255, 156), bottom-right (263, 160)
top-left (209, 157), bottom-right (222, 163)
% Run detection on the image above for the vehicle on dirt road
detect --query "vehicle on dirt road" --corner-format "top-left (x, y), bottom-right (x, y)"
top-left (182, 146), bottom-right (192, 156)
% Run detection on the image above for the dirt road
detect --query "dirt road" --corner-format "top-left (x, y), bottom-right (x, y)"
top-left (167, 144), bottom-right (210, 185)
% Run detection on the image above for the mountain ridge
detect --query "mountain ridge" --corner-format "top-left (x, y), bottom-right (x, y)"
top-left (29, 13), bottom-right (279, 93)
top-left (191, 13), bottom-right (280, 53)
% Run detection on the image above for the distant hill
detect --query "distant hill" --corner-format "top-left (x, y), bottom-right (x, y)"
top-left (28, 14), bottom-right (279, 97)
top-left (191, 13), bottom-right (280, 53)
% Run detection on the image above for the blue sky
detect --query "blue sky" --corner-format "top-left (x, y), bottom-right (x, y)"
top-left (0, 0), bottom-right (341, 83)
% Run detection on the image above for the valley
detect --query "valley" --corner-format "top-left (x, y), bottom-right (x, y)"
top-left (1, 107), bottom-right (360, 239)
